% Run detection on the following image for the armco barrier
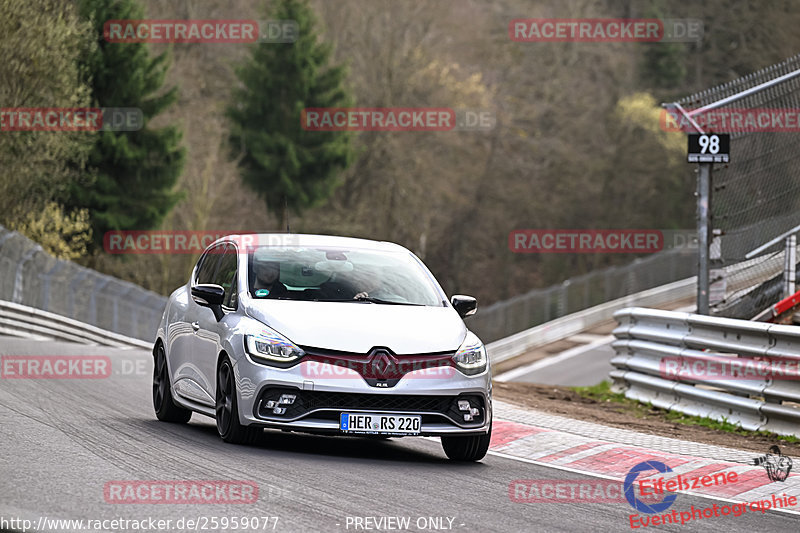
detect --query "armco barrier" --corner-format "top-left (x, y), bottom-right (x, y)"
top-left (487, 278), bottom-right (695, 365)
top-left (0, 225), bottom-right (166, 342)
top-left (611, 307), bottom-right (800, 437)
top-left (0, 299), bottom-right (150, 349)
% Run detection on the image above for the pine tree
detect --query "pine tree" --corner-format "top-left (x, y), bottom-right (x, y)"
top-left (66, 0), bottom-right (185, 248)
top-left (638, 2), bottom-right (687, 90)
top-left (227, 0), bottom-right (354, 228)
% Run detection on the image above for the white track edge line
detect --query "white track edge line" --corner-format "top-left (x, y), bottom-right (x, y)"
top-left (487, 450), bottom-right (800, 517)
top-left (495, 335), bottom-right (614, 382)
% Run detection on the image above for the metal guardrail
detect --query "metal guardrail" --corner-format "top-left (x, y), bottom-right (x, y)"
top-left (0, 299), bottom-right (151, 349)
top-left (487, 277), bottom-right (696, 364)
top-left (0, 225), bottom-right (166, 341)
top-left (611, 307), bottom-right (800, 437)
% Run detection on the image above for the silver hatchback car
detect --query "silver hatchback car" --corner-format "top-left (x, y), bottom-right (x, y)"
top-left (153, 234), bottom-right (492, 461)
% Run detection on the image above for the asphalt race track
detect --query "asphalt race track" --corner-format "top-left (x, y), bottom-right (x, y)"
top-left (1, 336), bottom-right (797, 532)
top-left (496, 339), bottom-right (615, 387)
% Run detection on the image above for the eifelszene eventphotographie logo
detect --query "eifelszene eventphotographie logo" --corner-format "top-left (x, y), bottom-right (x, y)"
top-left (624, 461), bottom-right (678, 514)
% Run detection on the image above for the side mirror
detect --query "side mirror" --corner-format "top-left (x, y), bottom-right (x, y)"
top-left (451, 295), bottom-right (477, 318)
top-left (191, 284), bottom-right (225, 321)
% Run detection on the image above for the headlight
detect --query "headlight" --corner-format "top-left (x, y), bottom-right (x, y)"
top-left (453, 331), bottom-right (487, 375)
top-left (245, 330), bottom-right (305, 365)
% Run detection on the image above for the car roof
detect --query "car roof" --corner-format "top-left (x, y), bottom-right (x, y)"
top-left (209, 233), bottom-right (410, 254)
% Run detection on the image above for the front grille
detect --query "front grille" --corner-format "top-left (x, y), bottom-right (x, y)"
top-left (297, 345), bottom-right (458, 388)
top-left (255, 387), bottom-right (485, 427)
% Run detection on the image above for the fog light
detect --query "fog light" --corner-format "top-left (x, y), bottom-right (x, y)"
top-left (463, 414), bottom-right (473, 422)
top-left (279, 394), bottom-right (296, 405)
top-left (470, 407), bottom-right (480, 416)
top-left (458, 400), bottom-right (470, 411)
top-left (273, 407), bottom-right (286, 415)
top-left (265, 400), bottom-right (277, 409)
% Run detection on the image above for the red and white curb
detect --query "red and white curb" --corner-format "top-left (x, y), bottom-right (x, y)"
top-left (489, 409), bottom-right (800, 513)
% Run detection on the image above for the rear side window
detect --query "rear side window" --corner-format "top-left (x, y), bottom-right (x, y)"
top-left (195, 244), bottom-right (224, 285)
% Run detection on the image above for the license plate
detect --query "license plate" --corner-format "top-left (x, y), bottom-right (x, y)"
top-left (340, 413), bottom-right (421, 435)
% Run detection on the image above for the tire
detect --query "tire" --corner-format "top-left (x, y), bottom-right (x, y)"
top-left (153, 343), bottom-right (192, 423)
top-left (441, 423), bottom-right (491, 462)
top-left (215, 357), bottom-right (261, 445)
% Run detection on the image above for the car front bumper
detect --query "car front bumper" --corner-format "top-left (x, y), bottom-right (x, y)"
top-left (232, 355), bottom-right (492, 436)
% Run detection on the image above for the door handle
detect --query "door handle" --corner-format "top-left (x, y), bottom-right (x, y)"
top-left (191, 321), bottom-right (200, 331)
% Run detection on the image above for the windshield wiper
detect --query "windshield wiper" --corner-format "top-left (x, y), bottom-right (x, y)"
top-left (297, 297), bottom-right (424, 305)
top-left (352, 296), bottom-right (423, 306)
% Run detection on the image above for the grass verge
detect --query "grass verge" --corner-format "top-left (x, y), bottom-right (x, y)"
top-left (572, 381), bottom-right (799, 444)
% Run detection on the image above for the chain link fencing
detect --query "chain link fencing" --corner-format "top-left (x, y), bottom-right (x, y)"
top-left (466, 246), bottom-right (696, 343)
top-left (671, 53), bottom-right (800, 319)
top-left (0, 225), bottom-right (166, 342)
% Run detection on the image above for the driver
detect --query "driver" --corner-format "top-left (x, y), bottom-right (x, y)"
top-left (353, 267), bottom-right (404, 302)
top-left (253, 250), bottom-right (288, 298)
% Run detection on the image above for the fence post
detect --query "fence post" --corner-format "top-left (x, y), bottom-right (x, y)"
top-left (558, 280), bottom-right (569, 317)
top-left (697, 162), bottom-right (712, 315)
top-left (12, 245), bottom-right (42, 304)
top-left (784, 235), bottom-right (797, 297)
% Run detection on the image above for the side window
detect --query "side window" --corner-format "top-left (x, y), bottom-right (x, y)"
top-left (195, 244), bottom-right (224, 285)
top-left (214, 244), bottom-right (238, 308)
top-left (226, 273), bottom-right (239, 308)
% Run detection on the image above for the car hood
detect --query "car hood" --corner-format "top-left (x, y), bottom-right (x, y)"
top-left (245, 300), bottom-right (467, 354)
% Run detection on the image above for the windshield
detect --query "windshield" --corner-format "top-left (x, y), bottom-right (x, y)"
top-left (246, 246), bottom-right (444, 306)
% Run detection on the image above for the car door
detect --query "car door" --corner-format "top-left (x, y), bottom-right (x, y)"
top-left (170, 244), bottom-right (224, 406)
top-left (195, 243), bottom-right (239, 400)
